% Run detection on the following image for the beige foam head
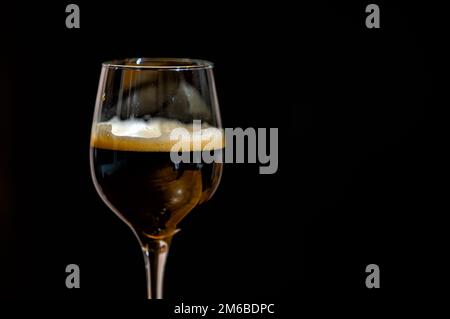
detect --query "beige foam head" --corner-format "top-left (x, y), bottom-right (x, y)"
top-left (91, 117), bottom-right (224, 152)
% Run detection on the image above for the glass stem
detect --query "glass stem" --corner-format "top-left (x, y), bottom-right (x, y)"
top-left (142, 237), bottom-right (171, 299)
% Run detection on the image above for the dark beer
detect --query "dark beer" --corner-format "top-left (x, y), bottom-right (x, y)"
top-left (90, 120), bottom-right (223, 238)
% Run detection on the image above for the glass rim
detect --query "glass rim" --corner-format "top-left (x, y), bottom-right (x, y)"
top-left (102, 57), bottom-right (214, 70)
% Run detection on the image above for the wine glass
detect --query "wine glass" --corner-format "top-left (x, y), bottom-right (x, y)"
top-left (89, 58), bottom-right (223, 298)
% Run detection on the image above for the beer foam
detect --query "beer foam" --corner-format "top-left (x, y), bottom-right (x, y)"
top-left (91, 117), bottom-right (224, 152)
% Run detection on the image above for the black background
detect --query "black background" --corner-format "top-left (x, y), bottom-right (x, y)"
top-left (0, 0), bottom-right (445, 304)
